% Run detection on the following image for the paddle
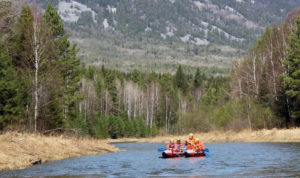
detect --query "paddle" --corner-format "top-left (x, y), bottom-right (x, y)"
top-left (157, 147), bottom-right (166, 152)
top-left (203, 148), bottom-right (212, 157)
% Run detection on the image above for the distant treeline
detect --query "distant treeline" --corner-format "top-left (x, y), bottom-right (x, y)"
top-left (0, 3), bottom-right (299, 138)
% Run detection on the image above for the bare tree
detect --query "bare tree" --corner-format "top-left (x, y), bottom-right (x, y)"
top-left (22, 5), bottom-right (54, 131)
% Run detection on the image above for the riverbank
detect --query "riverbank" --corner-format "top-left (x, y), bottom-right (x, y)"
top-left (107, 128), bottom-right (300, 143)
top-left (0, 132), bottom-right (119, 170)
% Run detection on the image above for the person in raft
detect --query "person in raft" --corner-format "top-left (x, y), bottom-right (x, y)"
top-left (185, 133), bottom-right (195, 145)
top-left (185, 133), bottom-right (195, 150)
top-left (194, 138), bottom-right (205, 152)
top-left (175, 138), bottom-right (184, 152)
top-left (166, 138), bottom-right (175, 150)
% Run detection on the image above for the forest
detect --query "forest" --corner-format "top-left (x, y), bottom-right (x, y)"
top-left (0, 2), bottom-right (299, 139)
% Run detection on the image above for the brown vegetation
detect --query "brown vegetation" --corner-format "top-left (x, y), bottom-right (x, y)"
top-left (0, 132), bottom-right (119, 170)
top-left (108, 128), bottom-right (300, 143)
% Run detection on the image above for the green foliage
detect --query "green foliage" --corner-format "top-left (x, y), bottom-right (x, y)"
top-left (149, 124), bottom-right (158, 137)
top-left (95, 75), bottom-right (103, 97)
top-left (104, 71), bottom-right (119, 115)
top-left (258, 69), bottom-right (270, 104)
top-left (181, 98), bottom-right (278, 133)
top-left (43, 2), bottom-right (64, 38)
top-left (43, 3), bottom-right (83, 124)
top-left (193, 68), bottom-right (203, 88)
top-left (93, 116), bottom-right (109, 139)
top-left (124, 119), bottom-right (135, 137)
top-left (281, 17), bottom-right (300, 124)
top-left (107, 115), bottom-right (125, 139)
top-left (174, 65), bottom-right (188, 93)
top-left (130, 69), bottom-right (145, 86)
top-left (86, 66), bottom-right (96, 79)
top-left (0, 44), bottom-right (19, 129)
top-left (43, 2), bottom-right (70, 59)
top-left (201, 86), bottom-right (218, 105)
top-left (135, 117), bottom-right (147, 137)
top-left (11, 5), bottom-right (33, 67)
top-left (67, 116), bottom-right (89, 135)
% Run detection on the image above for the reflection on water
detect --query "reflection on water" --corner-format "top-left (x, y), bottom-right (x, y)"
top-left (1, 142), bottom-right (300, 177)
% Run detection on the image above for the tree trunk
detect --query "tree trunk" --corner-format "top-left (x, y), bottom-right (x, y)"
top-left (165, 95), bottom-right (168, 132)
top-left (252, 57), bottom-right (258, 96)
top-left (247, 99), bottom-right (252, 131)
top-left (105, 90), bottom-right (108, 116)
top-left (33, 23), bottom-right (39, 132)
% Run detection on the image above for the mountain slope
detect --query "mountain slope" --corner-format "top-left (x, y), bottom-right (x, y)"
top-left (31, 0), bottom-right (300, 74)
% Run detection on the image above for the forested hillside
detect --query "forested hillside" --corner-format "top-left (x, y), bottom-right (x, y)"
top-left (0, 1), bottom-right (299, 138)
top-left (28, 0), bottom-right (300, 74)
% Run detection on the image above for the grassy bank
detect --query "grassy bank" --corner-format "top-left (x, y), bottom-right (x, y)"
top-left (0, 132), bottom-right (119, 170)
top-left (107, 128), bottom-right (300, 143)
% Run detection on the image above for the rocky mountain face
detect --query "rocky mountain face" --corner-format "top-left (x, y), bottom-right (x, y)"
top-left (30, 0), bottom-right (300, 74)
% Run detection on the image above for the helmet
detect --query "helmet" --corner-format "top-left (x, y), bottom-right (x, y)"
top-left (177, 138), bottom-right (181, 141)
top-left (170, 138), bottom-right (174, 142)
top-left (196, 138), bottom-right (200, 141)
top-left (189, 133), bottom-right (194, 137)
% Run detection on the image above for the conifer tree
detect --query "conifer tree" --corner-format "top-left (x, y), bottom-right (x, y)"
top-left (194, 68), bottom-right (202, 88)
top-left (0, 44), bottom-right (18, 129)
top-left (12, 5), bottom-right (33, 67)
top-left (258, 69), bottom-right (269, 103)
top-left (43, 3), bottom-right (83, 123)
top-left (174, 65), bottom-right (188, 93)
top-left (281, 17), bottom-right (300, 125)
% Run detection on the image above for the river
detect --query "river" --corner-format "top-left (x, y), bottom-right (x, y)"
top-left (1, 142), bottom-right (300, 177)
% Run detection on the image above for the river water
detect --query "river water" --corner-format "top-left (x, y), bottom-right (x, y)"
top-left (1, 142), bottom-right (300, 177)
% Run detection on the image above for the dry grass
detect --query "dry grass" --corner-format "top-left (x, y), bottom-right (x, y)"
top-left (108, 128), bottom-right (300, 143)
top-left (0, 132), bottom-right (119, 170)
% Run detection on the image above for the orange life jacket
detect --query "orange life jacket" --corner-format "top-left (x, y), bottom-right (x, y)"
top-left (166, 143), bottom-right (175, 150)
top-left (187, 142), bottom-right (194, 150)
top-left (194, 141), bottom-right (205, 150)
top-left (199, 141), bottom-right (205, 149)
top-left (185, 137), bottom-right (195, 145)
top-left (175, 143), bottom-right (183, 151)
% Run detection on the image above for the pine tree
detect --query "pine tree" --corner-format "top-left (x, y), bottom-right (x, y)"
top-left (43, 2), bottom-right (68, 58)
top-left (124, 119), bottom-right (135, 137)
top-left (61, 45), bottom-right (82, 120)
top-left (174, 65), bottom-right (188, 93)
top-left (117, 117), bottom-right (125, 137)
top-left (8, 5), bottom-right (34, 130)
top-left (104, 71), bottom-right (119, 115)
top-left (258, 69), bottom-right (269, 103)
top-left (11, 5), bottom-right (33, 68)
top-left (86, 66), bottom-right (95, 79)
top-left (281, 17), bottom-right (300, 125)
top-left (43, 3), bottom-right (83, 124)
top-left (95, 75), bottom-right (103, 97)
top-left (194, 68), bottom-right (202, 88)
top-left (137, 117), bottom-right (147, 137)
top-left (150, 123), bottom-right (157, 136)
top-left (94, 116), bottom-right (109, 138)
top-left (0, 44), bottom-right (19, 129)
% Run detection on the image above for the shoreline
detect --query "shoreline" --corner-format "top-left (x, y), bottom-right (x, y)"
top-left (1, 128), bottom-right (299, 171)
top-left (0, 132), bottom-right (119, 171)
top-left (107, 128), bottom-right (300, 143)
